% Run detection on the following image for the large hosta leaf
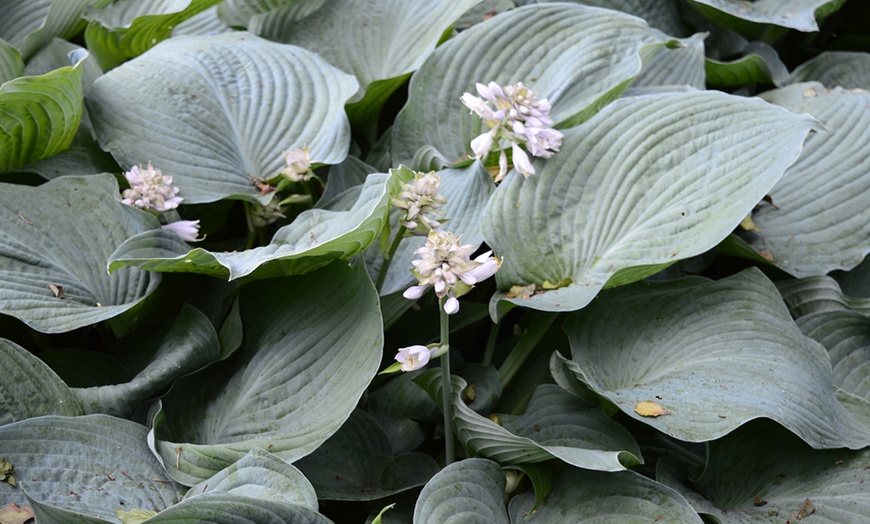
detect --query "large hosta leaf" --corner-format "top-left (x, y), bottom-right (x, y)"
top-left (783, 51), bottom-right (870, 89)
top-left (415, 374), bottom-right (642, 472)
top-left (108, 172), bottom-right (391, 280)
top-left (391, 3), bottom-right (676, 167)
top-left (0, 0), bottom-right (111, 60)
top-left (84, 0), bottom-right (222, 71)
top-left (295, 409), bottom-right (439, 501)
top-left (482, 90), bottom-right (816, 315)
top-left (186, 448), bottom-right (318, 511)
top-left (0, 48), bottom-right (87, 172)
top-left (562, 268), bottom-right (869, 448)
top-left (414, 458), bottom-right (509, 524)
top-left (0, 175), bottom-right (161, 333)
top-left (541, 0), bottom-right (687, 37)
top-left (87, 32), bottom-right (359, 204)
top-left (778, 276), bottom-right (870, 319)
top-left (509, 468), bottom-right (702, 523)
top-left (736, 83), bottom-right (870, 277)
top-left (629, 33), bottom-right (707, 91)
top-left (0, 338), bottom-right (81, 424)
top-left (73, 304), bottom-right (220, 417)
top-left (0, 38), bottom-right (23, 83)
top-left (253, 0), bottom-right (480, 115)
top-left (149, 261), bottom-right (383, 485)
top-left (0, 415), bottom-right (184, 520)
top-left (685, 0), bottom-right (844, 33)
top-left (660, 419), bottom-right (870, 523)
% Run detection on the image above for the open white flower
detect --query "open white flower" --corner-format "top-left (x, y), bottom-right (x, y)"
top-left (121, 162), bottom-right (183, 212)
top-left (461, 81), bottom-right (562, 182)
top-left (403, 230), bottom-right (501, 315)
top-left (395, 345), bottom-right (432, 371)
top-left (161, 220), bottom-right (202, 242)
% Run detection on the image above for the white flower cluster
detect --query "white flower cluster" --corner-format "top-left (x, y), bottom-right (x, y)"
top-left (403, 230), bottom-right (500, 315)
top-left (120, 162), bottom-right (201, 242)
top-left (461, 81), bottom-right (563, 182)
top-left (121, 161), bottom-right (183, 212)
top-left (391, 171), bottom-right (448, 233)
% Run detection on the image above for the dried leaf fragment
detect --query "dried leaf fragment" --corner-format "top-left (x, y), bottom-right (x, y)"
top-left (634, 400), bottom-right (670, 417)
top-left (797, 498), bottom-right (815, 518)
top-left (0, 503), bottom-right (34, 524)
top-left (49, 284), bottom-right (64, 298)
top-left (116, 508), bottom-right (158, 524)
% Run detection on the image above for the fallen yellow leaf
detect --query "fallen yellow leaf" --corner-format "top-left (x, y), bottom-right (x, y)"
top-left (634, 400), bottom-right (671, 417)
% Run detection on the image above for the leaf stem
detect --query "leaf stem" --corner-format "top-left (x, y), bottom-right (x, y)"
top-left (439, 297), bottom-right (454, 465)
top-left (498, 311), bottom-right (558, 389)
top-left (375, 226), bottom-right (406, 292)
top-left (481, 321), bottom-right (500, 367)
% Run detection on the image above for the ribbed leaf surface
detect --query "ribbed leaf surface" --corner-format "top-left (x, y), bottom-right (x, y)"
top-left (413, 458), bottom-right (509, 524)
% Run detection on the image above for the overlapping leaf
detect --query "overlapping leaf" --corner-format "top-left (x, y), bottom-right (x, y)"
top-left (83, 0), bottom-right (222, 71)
top-left (0, 0), bottom-right (111, 60)
top-left (109, 172), bottom-right (391, 280)
top-left (659, 419), bottom-right (870, 523)
top-left (0, 338), bottom-right (81, 424)
top-left (149, 261), bottom-right (383, 485)
top-left (508, 468), bottom-right (702, 523)
top-left (253, 0), bottom-right (479, 115)
top-left (0, 48), bottom-right (87, 172)
top-left (413, 458), bottom-right (509, 524)
top-left (0, 415), bottom-right (184, 520)
top-left (415, 374), bottom-right (642, 472)
top-left (778, 276), bottom-right (870, 319)
top-left (483, 90), bottom-right (816, 316)
top-left (783, 51), bottom-right (870, 89)
top-left (391, 3), bottom-right (677, 167)
top-left (0, 175), bottom-right (161, 333)
top-left (685, 0), bottom-right (843, 33)
top-left (629, 33), bottom-right (707, 91)
top-left (541, 0), bottom-right (687, 37)
top-left (0, 38), bottom-right (23, 83)
top-left (87, 32), bottom-right (358, 204)
top-left (73, 304), bottom-right (220, 417)
top-left (562, 268), bottom-right (870, 448)
top-left (735, 84), bottom-right (870, 277)
top-left (295, 410), bottom-right (439, 501)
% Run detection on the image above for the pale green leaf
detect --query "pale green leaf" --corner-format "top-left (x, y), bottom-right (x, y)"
top-left (482, 90), bottom-right (817, 316)
top-left (0, 338), bottom-right (82, 424)
top-left (73, 304), bottom-right (220, 417)
top-left (0, 415), bottom-right (184, 520)
top-left (295, 410), bottom-right (439, 501)
top-left (149, 261), bottom-right (383, 485)
top-left (108, 172), bottom-right (390, 280)
top-left (783, 51), bottom-right (870, 89)
top-left (142, 493), bottom-right (332, 523)
top-left (414, 458), bottom-right (509, 524)
top-left (87, 32), bottom-right (359, 204)
top-left (685, 0), bottom-right (845, 33)
top-left (660, 419), bottom-right (870, 523)
top-left (0, 175), bottom-right (161, 333)
top-left (186, 448), bottom-right (318, 511)
top-left (0, 0), bottom-right (112, 60)
top-left (736, 83), bottom-right (870, 277)
top-left (509, 468), bottom-right (702, 523)
top-left (217, 0), bottom-right (325, 29)
top-left (391, 3), bottom-right (676, 167)
top-left (777, 276), bottom-right (870, 319)
top-left (0, 38), bottom-right (23, 84)
top-left (539, 0), bottom-right (687, 37)
top-left (629, 33), bottom-right (707, 92)
top-left (562, 268), bottom-right (869, 448)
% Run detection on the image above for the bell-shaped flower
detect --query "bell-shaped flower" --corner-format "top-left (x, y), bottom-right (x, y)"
top-left (395, 345), bottom-right (432, 371)
top-left (404, 230), bottom-right (501, 315)
top-left (161, 219), bottom-right (202, 242)
top-left (460, 81), bottom-right (562, 181)
top-left (121, 162), bottom-right (183, 212)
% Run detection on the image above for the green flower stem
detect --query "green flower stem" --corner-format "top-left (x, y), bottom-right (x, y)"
top-left (481, 321), bottom-right (500, 367)
top-left (497, 311), bottom-right (558, 389)
top-left (439, 296), bottom-right (454, 466)
top-left (375, 226), bottom-right (407, 292)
